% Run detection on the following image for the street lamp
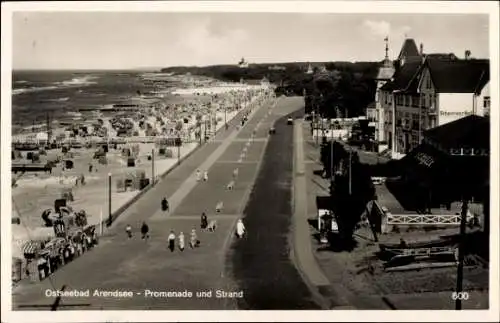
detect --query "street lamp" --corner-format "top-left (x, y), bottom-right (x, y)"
top-left (176, 137), bottom-right (182, 165)
top-left (224, 104), bottom-right (228, 130)
top-left (107, 173), bottom-right (112, 227)
top-left (151, 148), bottom-right (155, 185)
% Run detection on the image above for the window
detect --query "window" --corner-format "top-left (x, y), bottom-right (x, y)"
top-left (484, 96), bottom-right (491, 109)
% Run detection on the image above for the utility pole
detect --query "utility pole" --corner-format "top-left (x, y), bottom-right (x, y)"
top-left (330, 123), bottom-right (334, 180)
top-left (455, 198), bottom-right (469, 310)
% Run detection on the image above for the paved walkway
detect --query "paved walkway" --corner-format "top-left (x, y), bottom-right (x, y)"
top-left (12, 94), bottom-right (280, 311)
top-left (292, 119), bottom-right (349, 309)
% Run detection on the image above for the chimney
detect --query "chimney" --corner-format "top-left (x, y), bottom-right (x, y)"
top-left (420, 43), bottom-right (424, 55)
top-left (465, 50), bottom-right (471, 60)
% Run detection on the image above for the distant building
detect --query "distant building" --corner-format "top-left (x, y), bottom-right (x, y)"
top-left (306, 63), bottom-right (314, 74)
top-left (377, 38), bottom-right (489, 159)
top-left (238, 57), bottom-right (249, 68)
top-left (268, 65), bottom-right (286, 71)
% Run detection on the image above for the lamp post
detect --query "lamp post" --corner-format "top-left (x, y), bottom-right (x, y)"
top-left (107, 173), bottom-right (112, 227)
top-left (225, 105), bottom-right (228, 130)
top-left (176, 137), bottom-right (181, 165)
top-left (151, 148), bottom-right (155, 185)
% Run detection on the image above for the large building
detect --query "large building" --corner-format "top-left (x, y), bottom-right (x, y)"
top-left (377, 38), bottom-right (490, 159)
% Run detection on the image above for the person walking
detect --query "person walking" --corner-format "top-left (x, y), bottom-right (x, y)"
top-left (126, 224), bottom-right (132, 239)
top-left (167, 230), bottom-right (176, 252)
top-left (161, 197), bottom-right (169, 213)
top-left (141, 222), bottom-right (149, 240)
top-left (200, 212), bottom-right (208, 230)
top-left (190, 229), bottom-right (199, 248)
top-left (178, 232), bottom-right (185, 252)
top-left (236, 219), bottom-right (246, 239)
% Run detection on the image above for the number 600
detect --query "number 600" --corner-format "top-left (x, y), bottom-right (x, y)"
top-left (452, 292), bottom-right (469, 300)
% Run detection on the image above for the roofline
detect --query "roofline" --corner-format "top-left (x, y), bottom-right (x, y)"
top-left (473, 70), bottom-right (487, 95)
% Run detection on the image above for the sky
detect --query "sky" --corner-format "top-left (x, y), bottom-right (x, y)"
top-left (11, 12), bottom-right (490, 70)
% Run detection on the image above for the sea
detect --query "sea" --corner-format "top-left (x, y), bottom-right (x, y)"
top-left (11, 70), bottom-right (172, 134)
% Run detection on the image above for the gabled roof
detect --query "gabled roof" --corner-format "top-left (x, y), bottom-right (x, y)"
top-left (423, 115), bottom-right (490, 151)
top-left (397, 38), bottom-right (421, 60)
top-left (425, 58), bottom-right (489, 93)
top-left (380, 59), bottom-right (422, 92)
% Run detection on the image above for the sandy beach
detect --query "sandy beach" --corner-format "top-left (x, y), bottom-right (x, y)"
top-left (11, 78), bottom-right (272, 259)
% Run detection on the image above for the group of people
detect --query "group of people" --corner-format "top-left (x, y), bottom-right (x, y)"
top-left (196, 169), bottom-right (209, 182)
top-left (167, 229), bottom-right (200, 252)
top-left (124, 212), bottom-right (246, 252)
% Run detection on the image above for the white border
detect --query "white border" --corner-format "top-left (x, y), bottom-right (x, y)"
top-left (1, 1), bottom-right (499, 322)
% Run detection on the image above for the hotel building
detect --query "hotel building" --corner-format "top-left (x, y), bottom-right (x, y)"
top-left (376, 39), bottom-right (490, 159)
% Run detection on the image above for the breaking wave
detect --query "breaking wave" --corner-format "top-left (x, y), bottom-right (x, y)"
top-left (12, 75), bottom-right (99, 96)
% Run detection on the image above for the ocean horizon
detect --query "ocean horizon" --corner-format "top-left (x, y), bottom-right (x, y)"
top-left (11, 70), bottom-right (173, 132)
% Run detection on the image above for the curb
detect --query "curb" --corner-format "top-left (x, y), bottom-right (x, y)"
top-left (291, 118), bottom-right (333, 310)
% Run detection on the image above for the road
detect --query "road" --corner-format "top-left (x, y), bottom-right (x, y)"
top-left (228, 97), bottom-right (320, 309)
top-left (13, 96), bottom-right (318, 310)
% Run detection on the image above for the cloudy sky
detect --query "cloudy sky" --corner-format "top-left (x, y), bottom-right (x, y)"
top-left (12, 12), bottom-right (489, 70)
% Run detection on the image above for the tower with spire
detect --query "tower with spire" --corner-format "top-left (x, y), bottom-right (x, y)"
top-left (372, 36), bottom-right (396, 143)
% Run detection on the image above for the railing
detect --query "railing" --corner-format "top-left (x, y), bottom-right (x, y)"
top-left (386, 213), bottom-right (474, 226)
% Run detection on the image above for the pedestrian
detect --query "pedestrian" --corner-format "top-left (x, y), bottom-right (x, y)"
top-left (88, 163), bottom-right (93, 173)
top-left (141, 222), bottom-right (149, 240)
top-left (236, 219), bottom-right (246, 239)
top-left (167, 230), bottom-right (176, 252)
top-left (126, 224), bottom-right (132, 238)
top-left (178, 232), bottom-right (185, 251)
top-left (200, 212), bottom-right (208, 229)
top-left (190, 229), bottom-right (199, 248)
top-left (196, 169), bottom-right (201, 181)
top-left (203, 170), bottom-right (208, 182)
top-left (161, 197), bottom-right (169, 213)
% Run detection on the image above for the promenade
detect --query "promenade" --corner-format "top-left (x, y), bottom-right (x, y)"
top-left (13, 94), bottom-right (280, 310)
